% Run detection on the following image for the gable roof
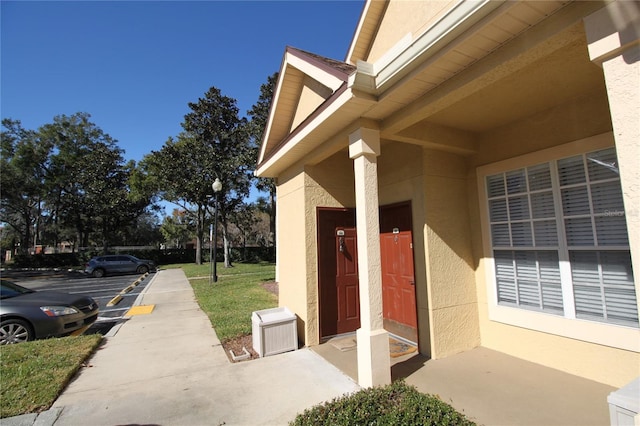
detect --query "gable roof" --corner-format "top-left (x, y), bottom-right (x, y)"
top-left (257, 47), bottom-right (356, 168)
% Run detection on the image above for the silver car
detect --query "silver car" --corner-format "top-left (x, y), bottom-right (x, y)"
top-left (0, 280), bottom-right (99, 344)
top-left (84, 254), bottom-right (156, 278)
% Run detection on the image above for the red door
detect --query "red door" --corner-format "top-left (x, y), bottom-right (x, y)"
top-left (317, 208), bottom-right (358, 338)
top-left (380, 203), bottom-right (417, 342)
top-left (335, 228), bottom-right (360, 334)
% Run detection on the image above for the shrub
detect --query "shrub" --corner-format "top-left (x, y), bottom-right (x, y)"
top-left (291, 380), bottom-right (475, 426)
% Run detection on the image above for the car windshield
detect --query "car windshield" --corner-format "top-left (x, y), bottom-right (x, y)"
top-left (0, 280), bottom-right (35, 299)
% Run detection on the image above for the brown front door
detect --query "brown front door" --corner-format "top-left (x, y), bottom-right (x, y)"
top-left (317, 208), bottom-right (359, 338)
top-left (335, 228), bottom-right (360, 334)
top-left (380, 202), bottom-right (418, 342)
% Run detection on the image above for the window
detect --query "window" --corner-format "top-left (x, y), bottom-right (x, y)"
top-left (485, 147), bottom-right (637, 328)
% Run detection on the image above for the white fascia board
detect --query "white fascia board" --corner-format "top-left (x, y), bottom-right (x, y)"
top-left (258, 57), bottom-right (289, 164)
top-left (286, 51), bottom-right (345, 91)
top-left (350, 0), bottom-right (503, 94)
top-left (376, 0), bottom-right (500, 89)
top-left (346, 0), bottom-right (374, 62)
top-left (255, 88), bottom-right (354, 177)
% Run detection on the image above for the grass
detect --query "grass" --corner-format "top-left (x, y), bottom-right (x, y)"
top-left (167, 261), bottom-right (277, 341)
top-left (0, 334), bottom-right (102, 418)
top-left (167, 260), bottom-right (276, 281)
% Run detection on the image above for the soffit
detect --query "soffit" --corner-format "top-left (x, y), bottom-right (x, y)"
top-left (422, 35), bottom-right (605, 133)
top-left (362, 1), bottom-right (607, 148)
top-left (366, 1), bottom-right (575, 121)
top-left (267, 65), bottom-right (303, 154)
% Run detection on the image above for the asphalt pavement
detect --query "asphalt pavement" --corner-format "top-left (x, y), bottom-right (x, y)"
top-left (2, 268), bottom-right (360, 426)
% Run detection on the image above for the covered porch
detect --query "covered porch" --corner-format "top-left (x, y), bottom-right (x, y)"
top-left (312, 341), bottom-right (615, 426)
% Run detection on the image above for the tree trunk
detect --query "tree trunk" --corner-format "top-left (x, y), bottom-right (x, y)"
top-left (21, 215), bottom-right (31, 256)
top-left (222, 220), bottom-right (232, 268)
top-left (195, 205), bottom-right (204, 265)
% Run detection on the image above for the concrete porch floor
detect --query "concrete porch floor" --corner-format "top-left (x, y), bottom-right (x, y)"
top-left (311, 342), bottom-right (616, 426)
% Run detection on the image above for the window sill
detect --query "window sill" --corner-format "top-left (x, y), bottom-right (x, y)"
top-left (489, 304), bottom-right (640, 352)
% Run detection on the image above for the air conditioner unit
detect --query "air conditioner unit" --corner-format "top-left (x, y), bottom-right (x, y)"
top-left (608, 377), bottom-right (639, 426)
top-left (252, 307), bottom-right (298, 357)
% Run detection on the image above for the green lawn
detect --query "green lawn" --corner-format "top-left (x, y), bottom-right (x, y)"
top-left (0, 335), bottom-right (102, 418)
top-left (166, 261), bottom-right (278, 341)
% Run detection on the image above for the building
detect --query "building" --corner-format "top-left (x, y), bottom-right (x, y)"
top-left (255, 0), bottom-right (639, 389)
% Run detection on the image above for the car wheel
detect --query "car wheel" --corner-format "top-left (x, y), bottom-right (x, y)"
top-left (137, 265), bottom-right (149, 274)
top-left (92, 268), bottom-right (105, 278)
top-left (0, 319), bottom-right (34, 345)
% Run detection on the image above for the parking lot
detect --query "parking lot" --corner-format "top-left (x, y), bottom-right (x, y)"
top-left (2, 270), bottom-right (155, 336)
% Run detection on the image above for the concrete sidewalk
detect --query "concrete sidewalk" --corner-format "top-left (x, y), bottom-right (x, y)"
top-left (6, 269), bottom-right (360, 426)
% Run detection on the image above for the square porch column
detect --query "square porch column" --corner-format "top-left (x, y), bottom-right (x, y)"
top-left (584, 1), bottom-right (640, 317)
top-left (349, 127), bottom-right (391, 388)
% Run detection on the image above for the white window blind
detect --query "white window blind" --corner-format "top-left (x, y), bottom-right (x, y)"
top-left (486, 147), bottom-right (637, 327)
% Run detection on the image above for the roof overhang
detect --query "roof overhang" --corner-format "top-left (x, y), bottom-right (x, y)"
top-left (256, 0), bottom-right (587, 178)
top-left (349, 0), bottom-right (505, 96)
top-left (257, 47), bottom-right (356, 170)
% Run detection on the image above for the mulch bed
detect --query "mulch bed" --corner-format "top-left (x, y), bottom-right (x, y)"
top-left (220, 281), bottom-right (278, 363)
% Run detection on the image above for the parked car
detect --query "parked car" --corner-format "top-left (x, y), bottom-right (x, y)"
top-left (0, 280), bottom-right (99, 345)
top-left (84, 254), bottom-right (156, 278)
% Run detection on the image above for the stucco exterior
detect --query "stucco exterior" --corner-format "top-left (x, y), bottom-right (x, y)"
top-left (257, 0), bottom-right (640, 388)
top-left (423, 149), bottom-right (480, 359)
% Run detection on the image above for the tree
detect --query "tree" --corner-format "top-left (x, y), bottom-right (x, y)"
top-left (2, 113), bottom-right (158, 258)
top-left (0, 119), bottom-right (48, 254)
top-left (37, 113), bottom-right (149, 252)
top-left (141, 86), bottom-right (252, 265)
top-left (227, 201), bottom-right (258, 261)
top-left (160, 209), bottom-right (193, 249)
top-left (247, 73), bottom-right (278, 247)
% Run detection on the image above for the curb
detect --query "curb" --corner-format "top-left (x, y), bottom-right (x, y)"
top-left (104, 272), bottom-right (160, 338)
top-left (106, 273), bottom-right (149, 306)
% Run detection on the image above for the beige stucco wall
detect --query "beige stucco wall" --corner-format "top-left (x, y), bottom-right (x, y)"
top-left (275, 167), bottom-right (310, 343)
top-left (290, 75), bottom-right (333, 132)
top-left (366, 1), bottom-right (456, 64)
top-left (421, 149), bottom-right (480, 359)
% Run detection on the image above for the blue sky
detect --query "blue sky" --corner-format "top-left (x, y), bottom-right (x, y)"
top-left (1, 0), bottom-right (364, 166)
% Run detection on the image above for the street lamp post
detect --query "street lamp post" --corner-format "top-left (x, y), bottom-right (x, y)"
top-left (209, 223), bottom-right (213, 285)
top-left (211, 178), bottom-right (223, 283)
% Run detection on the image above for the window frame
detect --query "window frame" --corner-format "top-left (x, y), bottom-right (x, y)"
top-left (477, 133), bottom-right (639, 352)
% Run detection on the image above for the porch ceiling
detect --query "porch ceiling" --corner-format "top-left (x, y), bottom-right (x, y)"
top-left (393, 33), bottom-right (606, 137)
top-left (368, 1), bottom-right (607, 154)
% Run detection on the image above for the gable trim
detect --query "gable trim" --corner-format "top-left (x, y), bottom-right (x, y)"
top-left (257, 47), bottom-right (356, 167)
top-left (349, 0), bottom-right (504, 96)
top-left (255, 83), bottom-right (353, 177)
